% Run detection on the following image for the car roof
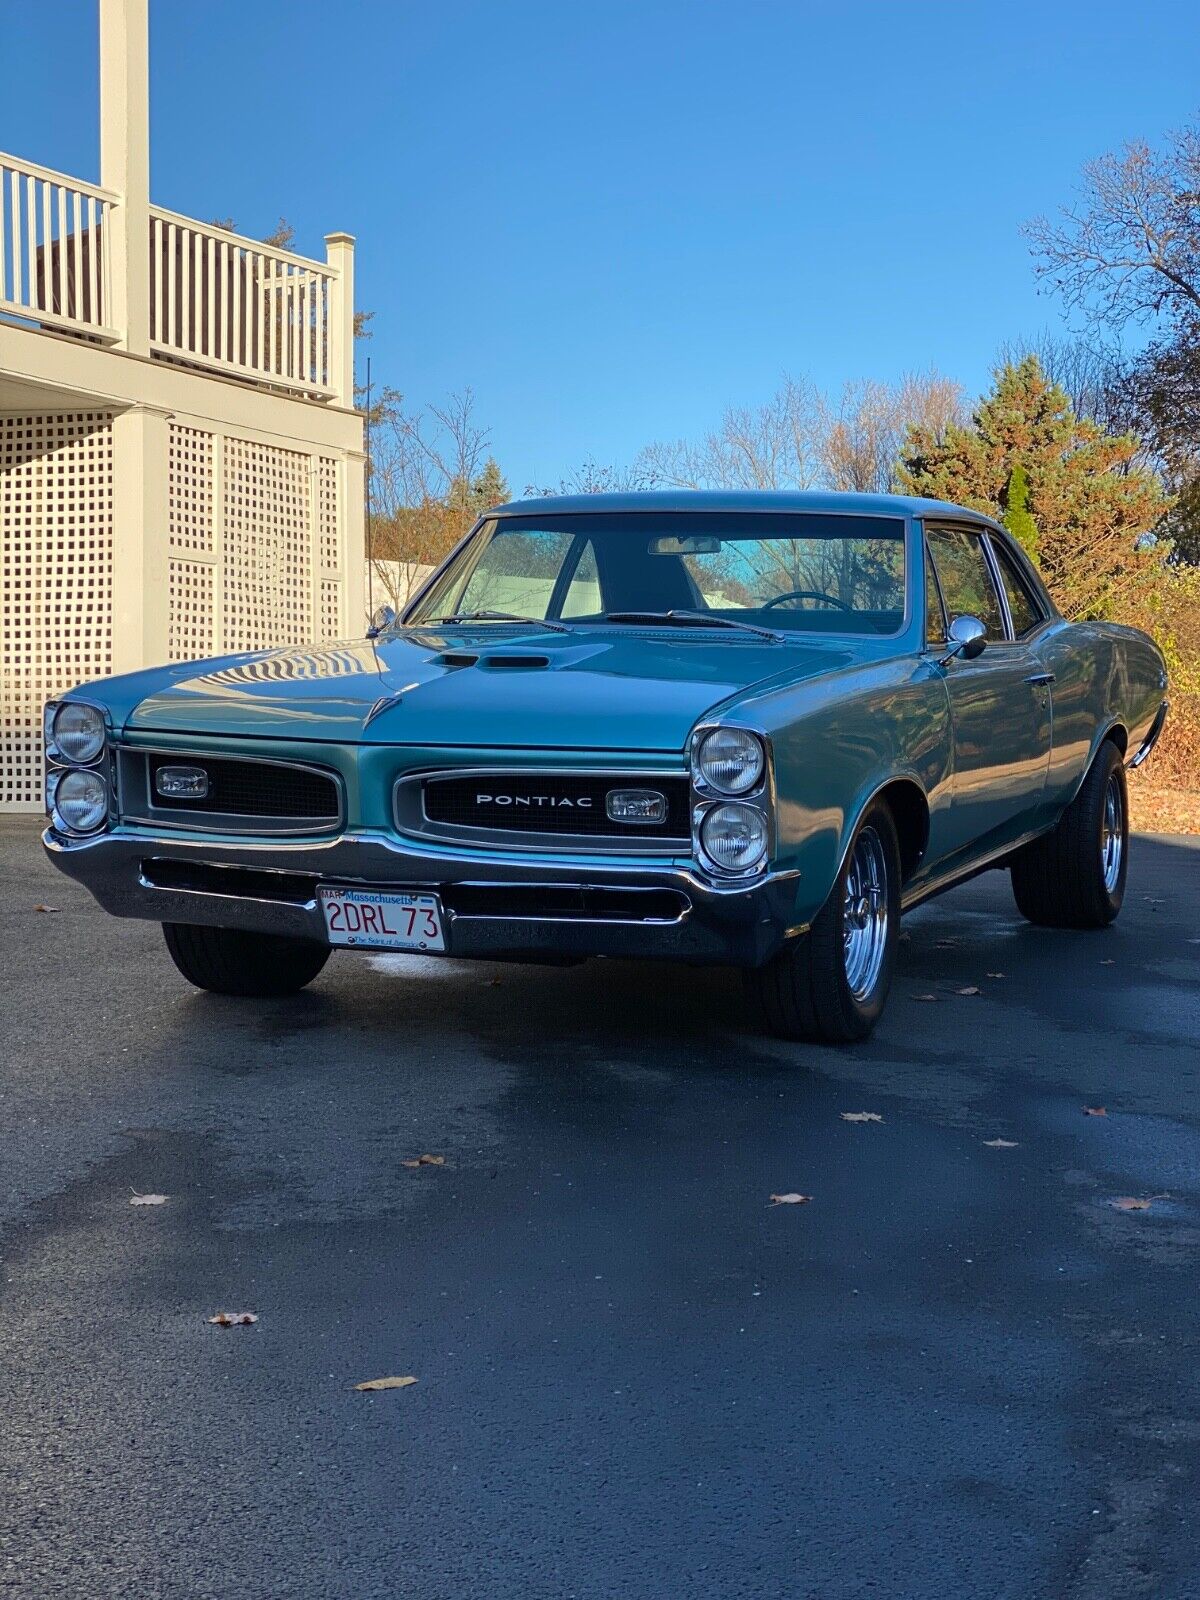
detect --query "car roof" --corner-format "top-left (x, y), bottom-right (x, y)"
top-left (490, 489), bottom-right (1003, 530)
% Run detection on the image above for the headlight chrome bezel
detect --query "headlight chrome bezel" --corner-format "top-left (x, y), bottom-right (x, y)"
top-left (689, 722), bottom-right (773, 880)
top-left (44, 698), bottom-right (113, 837)
top-left (47, 700), bottom-right (108, 767)
top-left (51, 766), bottom-right (109, 835)
top-left (691, 726), bottom-right (766, 798)
top-left (698, 801), bottom-right (769, 876)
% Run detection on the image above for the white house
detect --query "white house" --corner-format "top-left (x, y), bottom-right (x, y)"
top-left (0, 0), bottom-right (365, 810)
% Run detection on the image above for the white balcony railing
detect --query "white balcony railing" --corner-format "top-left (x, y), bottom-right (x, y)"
top-left (0, 151), bottom-right (118, 339)
top-left (1, 149), bottom-right (351, 402)
top-left (149, 208), bottom-right (338, 397)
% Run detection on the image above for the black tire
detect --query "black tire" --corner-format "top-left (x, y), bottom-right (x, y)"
top-left (1010, 738), bottom-right (1128, 929)
top-left (746, 799), bottom-right (901, 1043)
top-left (162, 922), bottom-right (330, 996)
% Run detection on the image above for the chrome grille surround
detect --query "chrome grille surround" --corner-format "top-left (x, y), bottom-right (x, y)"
top-left (396, 767), bottom-right (692, 855)
top-left (117, 747), bottom-right (345, 837)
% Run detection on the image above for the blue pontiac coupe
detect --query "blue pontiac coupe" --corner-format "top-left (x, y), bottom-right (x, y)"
top-left (43, 492), bottom-right (1169, 1042)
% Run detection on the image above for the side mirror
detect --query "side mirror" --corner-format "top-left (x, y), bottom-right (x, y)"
top-left (939, 614), bottom-right (987, 667)
top-left (367, 604), bottom-right (397, 639)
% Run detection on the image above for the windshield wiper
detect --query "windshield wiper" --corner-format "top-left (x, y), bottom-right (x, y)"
top-left (414, 610), bottom-right (570, 633)
top-left (599, 610), bottom-right (783, 642)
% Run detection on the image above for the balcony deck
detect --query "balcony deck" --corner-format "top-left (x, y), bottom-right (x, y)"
top-left (0, 149), bottom-right (350, 404)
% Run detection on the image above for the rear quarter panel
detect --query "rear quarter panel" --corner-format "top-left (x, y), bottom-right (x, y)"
top-left (730, 657), bottom-right (952, 926)
top-left (1039, 620), bottom-right (1167, 812)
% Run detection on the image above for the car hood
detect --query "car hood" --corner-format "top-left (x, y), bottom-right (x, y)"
top-left (124, 627), bottom-right (860, 752)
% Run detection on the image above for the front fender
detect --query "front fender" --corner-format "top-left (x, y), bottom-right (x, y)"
top-left (736, 657), bottom-right (951, 926)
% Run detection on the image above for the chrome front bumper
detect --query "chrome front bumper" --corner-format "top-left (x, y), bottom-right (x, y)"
top-left (44, 827), bottom-right (803, 967)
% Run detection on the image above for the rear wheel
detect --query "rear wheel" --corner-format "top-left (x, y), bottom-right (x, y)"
top-left (746, 799), bottom-right (900, 1043)
top-left (162, 923), bottom-right (330, 996)
top-left (1010, 739), bottom-right (1128, 928)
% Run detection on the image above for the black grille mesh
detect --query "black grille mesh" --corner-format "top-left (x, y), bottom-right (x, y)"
top-left (149, 756), bottom-right (339, 821)
top-left (423, 774), bottom-right (689, 839)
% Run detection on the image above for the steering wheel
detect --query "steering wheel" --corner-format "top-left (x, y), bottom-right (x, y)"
top-left (761, 588), bottom-right (852, 612)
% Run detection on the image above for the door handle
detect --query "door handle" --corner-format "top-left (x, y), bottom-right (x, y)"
top-left (1025, 672), bottom-right (1055, 686)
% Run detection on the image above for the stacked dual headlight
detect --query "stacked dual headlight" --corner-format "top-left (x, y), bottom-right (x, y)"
top-left (44, 702), bottom-right (110, 835)
top-left (690, 726), bottom-right (770, 876)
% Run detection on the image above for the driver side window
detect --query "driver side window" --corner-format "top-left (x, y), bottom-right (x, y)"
top-left (927, 528), bottom-right (1006, 642)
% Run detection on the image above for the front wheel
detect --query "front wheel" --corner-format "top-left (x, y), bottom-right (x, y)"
top-left (162, 923), bottom-right (331, 996)
top-left (1010, 739), bottom-right (1129, 928)
top-left (745, 800), bottom-right (901, 1043)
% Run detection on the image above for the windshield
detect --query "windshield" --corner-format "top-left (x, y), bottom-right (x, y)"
top-left (406, 512), bottom-right (907, 636)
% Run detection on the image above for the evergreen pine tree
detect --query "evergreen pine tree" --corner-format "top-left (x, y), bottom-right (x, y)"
top-left (1002, 463), bottom-right (1039, 559)
top-left (471, 458), bottom-right (510, 512)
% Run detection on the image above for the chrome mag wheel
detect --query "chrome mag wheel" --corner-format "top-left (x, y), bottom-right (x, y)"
top-left (1101, 770), bottom-right (1125, 893)
top-left (843, 825), bottom-right (889, 1001)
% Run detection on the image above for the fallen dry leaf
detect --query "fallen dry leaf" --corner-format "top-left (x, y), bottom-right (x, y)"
top-left (354, 1375), bottom-right (418, 1392)
top-left (1110, 1197), bottom-right (1152, 1212)
top-left (33, 904), bottom-right (60, 914)
top-left (129, 1192), bottom-right (168, 1206)
top-left (1083, 1106), bottom-right (1108, 1117)
top-left (401, 1154), bottom-right (445, 1168)
top-left (207, 1312), bottom-right (258, 1326)
top-left (769, 1193), bottom-right (812, 1206)
top-left (911, 993), bottom-right (941, 1002)
top-left (982, 1138), bottom-right (1019, 1149)
top-left (956, 986), bottom-right (982, 996)
top-left (841, 1112), bottom-right (883, 1123)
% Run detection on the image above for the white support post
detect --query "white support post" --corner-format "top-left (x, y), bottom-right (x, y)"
top-left (110, 403), bottom-right (171, 672)
top-left (343, 449), bottom-right (367, 634)
top-left (99, 0), bottom-right (150, 354)
top-left (211, 424), bottom-right (226, 652)
top-left (324, 232), bottom-right (356, 407)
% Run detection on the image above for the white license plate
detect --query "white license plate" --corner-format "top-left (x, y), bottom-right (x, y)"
top-left (319, 887), bottom-right (446, 951)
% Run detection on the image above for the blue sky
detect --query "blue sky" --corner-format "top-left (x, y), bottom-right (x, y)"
top-left (4, 1), bottom-right (1199, 490)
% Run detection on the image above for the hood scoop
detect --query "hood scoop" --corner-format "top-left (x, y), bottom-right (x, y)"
top-left (430, 651), bottom-right (550, 671)
top-left (480, 653), bottom-right (550, 670)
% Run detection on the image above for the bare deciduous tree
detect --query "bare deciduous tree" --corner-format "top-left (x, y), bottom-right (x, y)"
top-left (820, 372), bottom-right (963, 494)
top-left (635, 377), bottom-right (826, 491)
top-left (367, 388), bottom-right (492, 614)
top-left (1024, 127), bottom-right (1200, 329)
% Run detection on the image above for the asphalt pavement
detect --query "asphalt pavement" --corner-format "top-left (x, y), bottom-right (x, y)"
top-left (2, 816), bottom-right (1199, 1600)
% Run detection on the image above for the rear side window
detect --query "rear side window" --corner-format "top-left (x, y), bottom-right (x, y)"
top-left (989, 538), bottom-right (1043, 638)
top-left (927, 528), bottom-right (1006, 641)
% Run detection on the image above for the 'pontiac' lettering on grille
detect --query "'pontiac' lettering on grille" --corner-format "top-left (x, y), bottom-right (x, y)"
top-left (475, 793), bottom-right (593, 808)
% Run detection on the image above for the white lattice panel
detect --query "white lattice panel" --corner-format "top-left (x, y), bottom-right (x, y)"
top-left (168, 423), bottom-right (213, 552)
top-left (317, 456), bottom-right (339, 570)
top-left (319, 578), bottom-right (341, 639)
top-left (168, 558), bottom-right (215, 661)
top-left (1, 412), bottom-right (113, 807)
top-left (221, 436), bottom-right (312, 652)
